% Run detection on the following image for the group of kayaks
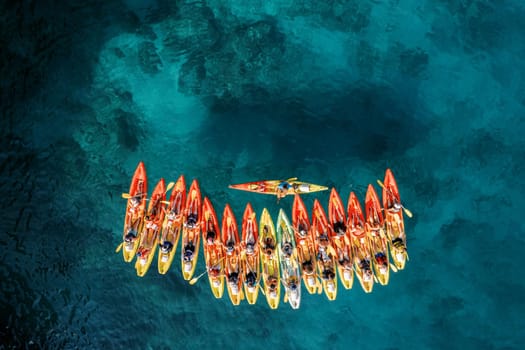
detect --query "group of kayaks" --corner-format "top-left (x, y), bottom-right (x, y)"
top-left (117, 162), bottom-right (411, 309)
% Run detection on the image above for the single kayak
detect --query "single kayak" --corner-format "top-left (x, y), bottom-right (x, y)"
top-left (122, 162), bottom-right (148, 262)
top-left (135, 178), bottom-right (166, 277)
top-left (365, 184), bottom-right (390, 286)
top-left (328, 188), bottom-right (354, 290)
top-left (292, 194), bottom-right (320, 295)
top-left (158, 174), bottom-right (186, 274)
top-left (229, 178), bottom-right (328, 198)
top-left (312, 199), bottom-right (338, 301)
top-left (347, 192), bottom-right (374, 293)
top-left (382, 169), bottom-right (408, 270)
top-left (276, 209), bottom-right (301, 309)
top-left (241, 203), bottom-right (260, 305)
top-left (181, 179), bottom-right (201, 281)
top-left (222, 204), bottom-right (244, 306)
top-left (259, 208), bottom-right (281, 309)
top-left (202, 196), bottom-right (224, 299)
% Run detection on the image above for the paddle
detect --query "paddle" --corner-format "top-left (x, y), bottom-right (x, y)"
top-left (189, 257), bottom-right (225, 285)
top-left (121, 182), bottom-right (175, 200)
top-left (376, 179), bottom-right (413, 218)
top-left (390, 263), bottom-right (398, 273)
top-left (115, 242), bottom-right (124, 253)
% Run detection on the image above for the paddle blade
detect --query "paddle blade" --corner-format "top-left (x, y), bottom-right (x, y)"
top-left (115, 242), bottom-right (124, 253)
top-left (165, 182), bottom-right (175, 192)
top-left (122, 193), bottom-right (131, 199)
top-left (390, 263), bottom-right (398, 273)
top-left (189, 277), bottom-right (199, 285)
top-left (317, 280), bottom-right (323, 294)
top-left (403, 207), bottom-right (413, 218)
top-left (373, 275), bottom-right (379, 284)
top-left (286, 177), bottom-right (298, 182)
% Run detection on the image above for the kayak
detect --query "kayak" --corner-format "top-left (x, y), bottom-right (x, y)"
top-left (241, 203), bottom-right (260, 305)
top-left (202, 197), bottom-right (225, 299)
top-left (222, 204), bottom-right (244, 306)
top-left (365, 184), bottom-right (390, 286)
top-left (157, 175), bottom-right (186, 274)
top-left (181, 179), bottom-right (201, 281)
top-left (122, 162), bottom-right (147, 262)
top-left (259, 208), bottom-right (281, 309)
top-left (382, 169), bottom-right (408, 270)
top-left (135, 178), bottom-right (166, 277)
top-left (276, 209), bottom-right (301, 309)
top-left (328, 188), bottom-right (354, 290)
top-left (347, 192), bottom-right (374, 293)
top-left (311, 199), bottom-right (338, 301)
top-left (229, 178), bottom-right (328, 197)
top-left (292, 194), bottom-right (320, 295)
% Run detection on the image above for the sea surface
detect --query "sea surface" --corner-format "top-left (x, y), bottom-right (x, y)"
top-left (1, 0), bottom-right (524, 349)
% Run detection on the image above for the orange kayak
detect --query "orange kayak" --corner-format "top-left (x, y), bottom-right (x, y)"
top-left (181, 179), bottom-right (201, 281)
top-left (202, 197), bottom-right (225, 299)
top-left (122, 162), bottom-right (148, 262)
top-left (328, 188), bottom-right (353, 290)
top-left (135, 178), bottom-right (166, 277)
top-left (241, 203), bottom-right (260, 305)
top-left (382, 169), bottom-right (408, 270)
top-left (229, 179), bottom-right (328, 197)
top-left (312, 199), bottom-right (337, 301)
top-left (222, 204), bottom-right (244, 305)
top-left (158, 175), bottom-right (186, 274)
top-left (347, 192), bottom-right (374, 293)
top-left (292, 194), bottom-right (319, 295)
top-left (365, 184), bottom-right (390, 286)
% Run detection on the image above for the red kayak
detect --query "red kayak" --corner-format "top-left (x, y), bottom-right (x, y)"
top-left (122, 162), bottom-right (148, 262)
top-left (135, 178), bottom-right (166, 277)
top-left (181, 179), bottom-right (201, 280)
top-left (202, 196), bottom-right (225, 298)
top-left (222, 204), bottom-right (244, 305)
top-left (382, 168), bottom-right (408, 270)
top-left (312, 199), bottom-right (337, 301)
top-left (292, 194), bottom-right (320, 295)
top-left (328, 188), bottom-right (353, 290)
top-left (365, 184), bottom-right (390, 286)
top-left (347, 192), bottom-right (373, 293)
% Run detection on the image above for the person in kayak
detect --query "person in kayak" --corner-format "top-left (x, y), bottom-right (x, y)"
top-left (185, 212), bottom-right (198, 228)
top-left (206, 230), bottom-right (216, 245)
top-left (183, 241), bottom-right (195, 262)
top-left (297, 223), bottom-right (308, 237)
top-left (160, 240), bottom-right (173, 253)
top-left (276, 181), bottom-right (292, 199)
top-left (359, 259), bottom-right (373, 281)
top-left (333, 221), bottom-right (346, 236)
top-left (245, 270), bottom-right (257, 289)
top-left (391, 237), bottom-right (407, 261)
top-left (246, 241), bottom-right (256, 255)
top-left (267, 276), bottom-right (278, 296)
top-left (321, 266), bottom-right (336, 281)
top-left (225, 240), bottom-right (235, 254)
top-left (302, 260), bottom-right (314, 275)
top-left (282, 242), bottom-right (293, 258)
top-left (263, 235), bottom-right (275, 256)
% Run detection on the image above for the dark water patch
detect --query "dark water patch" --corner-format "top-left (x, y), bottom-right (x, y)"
top-left (398, 47), bottom-right (429, 78)
top-left (459, 129), bottom-right (505, 168)
top-left (114, 109), bottom-right (143, 151)
top-left (138, 41), bottom-right (163, 74)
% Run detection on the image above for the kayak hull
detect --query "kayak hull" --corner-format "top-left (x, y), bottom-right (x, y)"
top-left (122, 162), bottom-right (147, 262)
top-left (135, 178), bottom-right (166, 277)
top-left (202, 197), bottom-right (225, 299)
top-left (277, 209), bottom-right (301, 309)
top-left (292, 194), bottom-right (319, 295)
top-left (229, 179), bottom-right (328, 196)
top-left (382, 169), bottom-right (407, 270)
top-left (347, 192), bottom-right (374, 293)
top-left (241, 203), bottom-right (260, 305)
top-left (365, 184), bottom-right (390, 286)
top-left (158, 175), bottom-right (186, 275)
top-left (181, 179), bottom-right (201, 281)
top-left (328, 188), bottom-right (354, 290)
top-left (259, 208), bottom-right (281, 309)
top-left (222, 204), bottom-right (243, 306)
top-left (312, 200), bottom-right (338, 301)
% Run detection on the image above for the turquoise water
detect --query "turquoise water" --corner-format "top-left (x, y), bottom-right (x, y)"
top-left (2, 0), bottom-right (524, 348)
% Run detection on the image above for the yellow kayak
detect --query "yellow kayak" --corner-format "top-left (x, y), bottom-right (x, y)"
top-left (157, 175), bottom-right (185, 274)
top-left (222, 204), bottom-right (244, 306)
top-left (229, 178), bottom-right (328, 198)
top-left (259, 208), bottom-right (280, 309)
top-left (181, 179), bottom-right (201, 281)
top-left (241, 203), bottom-right (260, 305)
top-left (135, 178), bottom-right (166, 277)
top-left (202, 197), bottom-right (225, 299)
